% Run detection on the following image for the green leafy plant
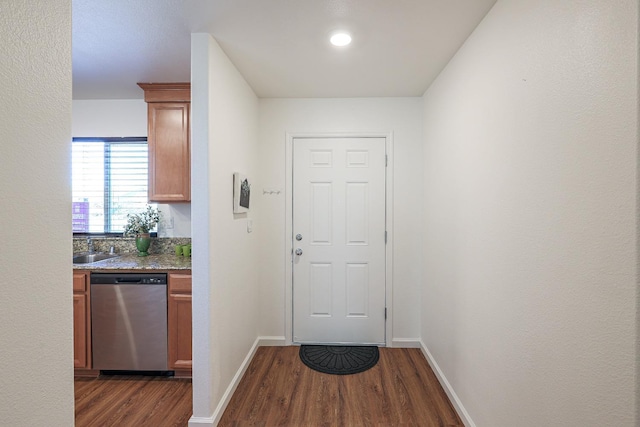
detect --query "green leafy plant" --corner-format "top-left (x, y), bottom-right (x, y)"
top-left (123, 205), bottom-right (161, 236)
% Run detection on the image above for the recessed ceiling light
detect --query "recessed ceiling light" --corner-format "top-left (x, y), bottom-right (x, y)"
top-left (330, 32), bottom-right (352, 47)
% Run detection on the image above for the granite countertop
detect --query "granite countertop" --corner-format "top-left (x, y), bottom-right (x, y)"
top-left (73, 253), bottom-right (191, 271)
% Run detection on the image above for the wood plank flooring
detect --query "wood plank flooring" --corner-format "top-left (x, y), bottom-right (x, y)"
top-left (74, 375), bottom-right (192, 426)
top-left (219, 346), bottom-right (463, 426)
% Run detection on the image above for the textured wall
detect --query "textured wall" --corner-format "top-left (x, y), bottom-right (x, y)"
top-left (0, 0), bottom-right (74, 425)
top-left (422, 0), bottom-right (637, 425)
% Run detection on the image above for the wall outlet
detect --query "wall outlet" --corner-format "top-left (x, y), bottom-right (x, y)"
top-left (247, 219), bottom-right (253, 233)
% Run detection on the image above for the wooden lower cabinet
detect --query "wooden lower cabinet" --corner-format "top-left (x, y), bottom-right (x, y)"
top-left (168, 271), bottom-right (192, 377)
top-left (73, 271), bottom-right (92, 372)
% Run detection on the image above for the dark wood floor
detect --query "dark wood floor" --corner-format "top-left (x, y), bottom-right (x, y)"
top-left (219, 346), bottom-right (463, 426)
top-left (74, 375), bottom-right (192, 426)
top-left (74, 347), bottom-right (461, 426)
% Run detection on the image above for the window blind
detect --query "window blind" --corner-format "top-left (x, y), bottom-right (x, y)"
top-left (72, 137), bottom-right (155, 234)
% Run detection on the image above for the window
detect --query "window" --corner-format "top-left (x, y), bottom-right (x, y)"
top-left (72, 137), bottom-right (155, 234)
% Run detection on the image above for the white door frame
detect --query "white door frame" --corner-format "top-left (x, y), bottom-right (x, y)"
top-left (285, 132), bottom-right (394, 347)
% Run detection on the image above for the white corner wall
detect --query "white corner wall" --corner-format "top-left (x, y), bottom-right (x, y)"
top-left (0, 1), bottom-right (74, 425)
top-left (421, 0), bottom-right (638, 426)
top-left (257, 98), bottom-right (423, 343)
top-left (190, 33), bottom-right (261, 425)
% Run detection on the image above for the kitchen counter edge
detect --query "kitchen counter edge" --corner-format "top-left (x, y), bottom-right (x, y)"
top-left (73, 253), bottom-right (191, 271)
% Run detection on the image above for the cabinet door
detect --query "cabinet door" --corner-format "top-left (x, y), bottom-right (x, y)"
top-left (148, 102), bottom-right (190, 202)
top-left (73, 293), bottom-right (88, 369)
top-left (169, 273), bottom-right (192, 293)
top-left (168, 293), bottom-right (192, 370)
top-left (73, 272), bottom-right (87, 292)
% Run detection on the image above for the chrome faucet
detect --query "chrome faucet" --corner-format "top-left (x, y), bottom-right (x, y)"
top-left (87, 237), bottom-right (94, 254)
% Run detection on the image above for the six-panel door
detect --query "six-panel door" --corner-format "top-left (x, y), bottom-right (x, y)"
top-left (293, 137), bottom-right (386, 344)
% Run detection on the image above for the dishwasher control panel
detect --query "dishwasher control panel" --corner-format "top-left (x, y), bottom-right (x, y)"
top-left (91, 272), bottom-right (167, 285)
top-left (139, 277), bottom-right (164, 284)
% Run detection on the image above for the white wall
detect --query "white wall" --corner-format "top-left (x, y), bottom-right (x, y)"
top-left (190, 33), bottom-right (261, 424)
top-left (0, 1), bottom-right (74, 425)
top-left (421, 0), bottom-right (638, 425)
top-left (258, 98), bottom-right (423, 343)
top-left (72, 99), bottom-right (192, 237)
top-left (72, 99), bottom-right (147, 136)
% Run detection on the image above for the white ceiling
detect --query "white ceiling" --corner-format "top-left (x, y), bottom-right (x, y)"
top-left (72, 0), bottom-right (497, 100)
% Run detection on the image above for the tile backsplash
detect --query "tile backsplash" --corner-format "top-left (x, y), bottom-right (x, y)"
top-left (73, 236), bottom-right (191, 255)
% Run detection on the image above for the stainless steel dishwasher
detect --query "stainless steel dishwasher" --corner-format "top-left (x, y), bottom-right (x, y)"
top-left (91, 272), bottom-right (168, 371)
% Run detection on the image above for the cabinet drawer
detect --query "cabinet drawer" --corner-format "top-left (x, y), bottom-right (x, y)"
top-left (73, 272), bottom-right (88, 293)
top-left (169, 273), bottom-right (192, 294)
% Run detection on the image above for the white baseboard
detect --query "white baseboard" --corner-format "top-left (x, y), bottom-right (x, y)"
top-left (189, 336), bottom-right (287, 426)
top-left (391, 338), bottom-right (422, 348)
top-left (256, 336), bottom-right (286, 346)
top-left (188, 416), bottom-right (215, 426)
top-left (419, 341), bottom-right (476, 427)
top-left (210, 337), bottom-right (261, 425)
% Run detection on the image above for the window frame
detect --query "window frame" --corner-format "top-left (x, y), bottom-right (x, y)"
top-left (72, 136), bottom-right (155, 237)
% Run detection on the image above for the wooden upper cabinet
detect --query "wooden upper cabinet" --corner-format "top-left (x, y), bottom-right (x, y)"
top-left (138, 83), bottom-right (191, 203)
top-left (148, 102), bottom-right (190, 202)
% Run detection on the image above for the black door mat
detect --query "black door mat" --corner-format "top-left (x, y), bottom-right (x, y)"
top-left (299, 345), bottom-right (379, 375)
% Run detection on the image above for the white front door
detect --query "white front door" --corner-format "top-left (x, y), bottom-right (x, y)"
top-left (292, 137), bottom-right (386, 344)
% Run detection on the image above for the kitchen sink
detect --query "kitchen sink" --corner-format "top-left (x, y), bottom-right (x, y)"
top-left (73, 253), bottom-right (120, 264)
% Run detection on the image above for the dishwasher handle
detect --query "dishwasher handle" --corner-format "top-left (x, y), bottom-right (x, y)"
top-left (115, 277), bottom-right (144, 284)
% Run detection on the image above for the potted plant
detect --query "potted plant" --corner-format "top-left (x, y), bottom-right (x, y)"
top-left (123, 205), bottom-right (161, 256)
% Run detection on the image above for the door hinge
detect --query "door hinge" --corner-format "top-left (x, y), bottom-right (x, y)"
top-left (385, 231), bottom-right (387, 244)
top-left (385, 307), bottom-right (387, 320)
top-left (385, 155), bottom-right (388, 167)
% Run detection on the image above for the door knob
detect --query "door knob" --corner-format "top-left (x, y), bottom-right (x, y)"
top-left (296, 234), bottom-right (303, 241)
top-left (295, 248), bottom-right (303, 256)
